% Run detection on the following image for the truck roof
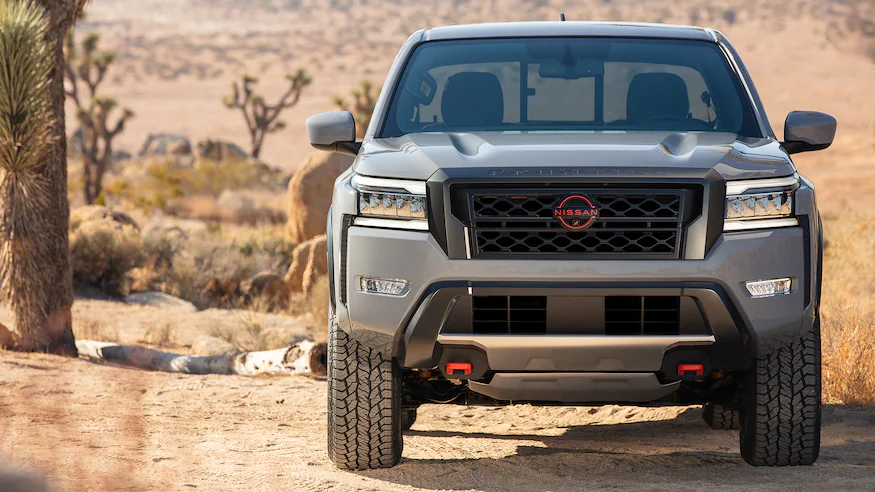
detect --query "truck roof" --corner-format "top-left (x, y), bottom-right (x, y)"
top-left (422, 21), bottom-right (718, 43)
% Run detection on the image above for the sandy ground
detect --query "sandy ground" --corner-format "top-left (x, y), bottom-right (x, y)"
top-left (0, 351), bottom-right (874, 492)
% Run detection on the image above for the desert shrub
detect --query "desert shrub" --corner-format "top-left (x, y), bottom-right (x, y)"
top-left (820, 210), bottom-right (875, 406)
top-left (73, 319), bottom-right (118, 342)
top-left (286, 275), bottom-right (330, 342)
top-left (70, 220), bottom-right (145, 295)
top-left (132, 224), bottom-right (292, 309)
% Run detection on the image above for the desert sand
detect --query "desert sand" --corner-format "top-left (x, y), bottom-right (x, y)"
top-left (1, 346), bottom-right (874, 491)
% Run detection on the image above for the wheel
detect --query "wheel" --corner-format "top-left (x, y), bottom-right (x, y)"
top-left (702, 402), bottom-right (739, 430)
top-left (401, 408), bottom-right (417, 432)
top-left (327, 307), bottom-right (403, 470)
top-left (739, 320), bottom-right (821, 466)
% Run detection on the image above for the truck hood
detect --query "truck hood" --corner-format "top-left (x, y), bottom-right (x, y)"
top-left (354, 131), bottom-right (795, 181)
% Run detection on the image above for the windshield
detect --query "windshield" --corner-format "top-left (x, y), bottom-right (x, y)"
top-left (381, 37), bottom-right (761, 138)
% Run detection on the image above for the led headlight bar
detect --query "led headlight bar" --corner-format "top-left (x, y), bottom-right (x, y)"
top-left (724, 175), bottom-right (799, 232)
top-left (351, 174), bottom-right (428, 230)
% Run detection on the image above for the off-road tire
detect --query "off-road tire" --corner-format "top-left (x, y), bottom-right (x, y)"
top-left (401, 408), bottom-right (417, 432)
top-left (702, 403), bottom-right (740, 430)
top-left (739, 321), bottom-right (821, 466)
top-left (327, 308), bottom-right (403, 470)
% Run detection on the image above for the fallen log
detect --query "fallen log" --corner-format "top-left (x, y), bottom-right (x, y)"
top-left (75, 339), bottom-right (327, 377)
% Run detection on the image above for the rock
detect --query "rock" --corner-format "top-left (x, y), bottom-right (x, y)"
top-left (302, 236), bottom-right (329, 294)
top-left (71, 205), bottom-right (140, 233)
top-left (285, 234), bottom-right (327, 294)
top-left (286, 152), bottom-right (353, 244)
top-left (196, 139), bottom-right (248, 161)
top-left (191, 336), bottom-right (238, 356)
top-left (242, 271), bottom-right (290, 305)
top-left (201, 278), bottom-right (241, 308)
top-left (124, 292), bottom-right (197, 313)
top-left (138, 133), bottom-right (193, 158)
top-left (0, 323), bottom-right (13, 349)
top-left (113, 150), bottom-right (133, 163)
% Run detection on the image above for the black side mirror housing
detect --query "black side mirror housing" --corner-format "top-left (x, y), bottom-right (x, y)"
top-left (782, 111), bottom-right (837, 155)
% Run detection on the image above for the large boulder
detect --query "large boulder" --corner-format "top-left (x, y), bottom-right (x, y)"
top-left (286, 152), bottom-right (353, 244)
top-left (285, 234), bottom-right (328, 295)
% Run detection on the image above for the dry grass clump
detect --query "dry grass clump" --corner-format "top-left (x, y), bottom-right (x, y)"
top-left (821, 209), bottom-right (875, 406)
top-left (288, 275), bottom-right (330, 341)
top-left (74, 319), bottom-right (118, 343)
top-left (208, 313), bottom-right (302, 352)
top-left (70, 220), bottom-right (145, 296)
top-left (132, 223), bottom-right (294, 310)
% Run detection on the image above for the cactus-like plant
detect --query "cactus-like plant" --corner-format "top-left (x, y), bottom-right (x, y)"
top-left (0, 0), bottom-right (81, 354)
top-left (223, 70), bottom-right (312, 160)
top-left (65, 29), bottom-right (134, 204)
top-left (333, 79), bottom-right (379, 139)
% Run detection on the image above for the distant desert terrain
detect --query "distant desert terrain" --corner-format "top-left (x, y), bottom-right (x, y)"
top-left (72, 0), bottom-right (875, 212)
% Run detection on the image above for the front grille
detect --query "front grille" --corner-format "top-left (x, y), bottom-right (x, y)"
top-left (467, 189), bottom-right (689, 258)
top-left (472, 296), bottom-right (547, 334)
top-left (605, 296), bottom-right (681, 335)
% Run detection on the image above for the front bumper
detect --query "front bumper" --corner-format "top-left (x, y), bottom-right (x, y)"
top-left (336, 222), bottom-right (816, 370)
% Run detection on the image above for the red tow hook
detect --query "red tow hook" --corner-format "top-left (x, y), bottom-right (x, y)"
top-left (677, 363), bottom-right (705, 377)
top-left (446, 362), bottom-right (473, 376)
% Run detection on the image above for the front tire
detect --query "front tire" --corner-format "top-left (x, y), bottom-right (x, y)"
top-left (327, 308), bottom-right (403, 470)
top-left (739, 321), bottom-right (821, 466)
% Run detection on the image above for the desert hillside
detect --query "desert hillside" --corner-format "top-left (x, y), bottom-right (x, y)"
top-left (73, 0), bottom-right (875, 210)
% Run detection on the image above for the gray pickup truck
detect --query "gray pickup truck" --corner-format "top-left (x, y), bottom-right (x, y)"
top-left (307, 21), bottom-right (837, 470)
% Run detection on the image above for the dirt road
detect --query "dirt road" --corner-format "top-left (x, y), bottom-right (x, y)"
top-left (1, 352), bottom-right (874, 491)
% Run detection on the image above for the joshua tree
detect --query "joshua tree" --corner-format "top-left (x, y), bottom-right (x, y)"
top-left (333, 79), bottom-right (379, 139)
top-left (0, 0), bottom-right (86, 355)
top-left (65, 29), bottom-right (134, 204)
top-left (223, 70), bottom-right (311, 160)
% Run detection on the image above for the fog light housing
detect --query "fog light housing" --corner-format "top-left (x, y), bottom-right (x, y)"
top-left (745, 278), bottom-right (792, 298)
top-left (360, 277), bottom-right (408, 296)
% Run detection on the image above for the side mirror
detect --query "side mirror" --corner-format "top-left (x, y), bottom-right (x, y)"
top-left (782, 111), bottom-right (836, 155)
top-left (306, 111), bottom-right (361, 156)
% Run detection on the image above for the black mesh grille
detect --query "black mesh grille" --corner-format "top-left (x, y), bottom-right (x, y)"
top-left (468, 189), bottom-right (687, 258)
top-left (605, 296), bottom-right (681, 335)
top-left (472, 296), bottom-right (547, 334)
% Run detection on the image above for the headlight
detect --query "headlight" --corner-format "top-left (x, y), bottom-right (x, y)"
top-left (724, 175), bottom-right (799, 232)
top-left (351, 174), bottom-right (428, 230)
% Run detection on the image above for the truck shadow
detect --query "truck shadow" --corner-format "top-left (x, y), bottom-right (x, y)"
top-left (357, 405), bottom-right (875, 492)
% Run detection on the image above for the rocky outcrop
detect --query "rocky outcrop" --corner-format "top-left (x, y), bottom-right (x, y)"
top-left (138, 133), bottom-right (193, 158)
top-left (195, 139), bottom-right (248, 161)
top-left (285, 152), bottom-right (353, 244)
top-left (285, 234), bottom-right (328, 295)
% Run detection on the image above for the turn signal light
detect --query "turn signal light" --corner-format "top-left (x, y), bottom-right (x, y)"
top-left (745, 278), bottom-right (792, 299)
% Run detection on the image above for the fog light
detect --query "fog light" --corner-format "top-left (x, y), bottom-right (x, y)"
top-left (745, 278), bottom-right (791, 298)
top-left (360, 277), bottom-right (408, 296)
